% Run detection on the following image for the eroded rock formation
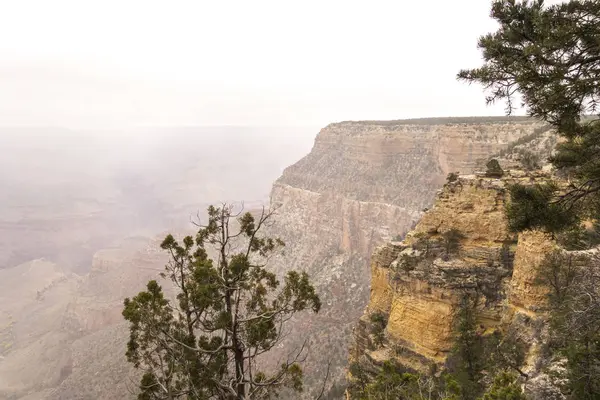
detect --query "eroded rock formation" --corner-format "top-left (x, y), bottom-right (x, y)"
top-left (264, 117), bottom-right (548, 396)
top-left (349, 168), bottom-right (558, 397)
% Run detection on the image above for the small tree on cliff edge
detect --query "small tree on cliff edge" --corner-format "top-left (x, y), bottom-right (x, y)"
top-left (122, 204), bottom-right (321, 400)
top-left (458, 0), bottom-right (600, 233)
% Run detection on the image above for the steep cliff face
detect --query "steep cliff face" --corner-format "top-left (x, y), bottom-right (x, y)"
top-left (265, 117), bottom-right (547, 396)
top-left (350, 169), bottom-right (557, 395)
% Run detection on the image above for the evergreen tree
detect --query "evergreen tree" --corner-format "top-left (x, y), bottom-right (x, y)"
top-left (537, 251), bottom-right (600, 399)
top-left (449, 294), bottom-right (485, 400)
top-left (350, 360), bottom-right (461, 400)
top-left (460, 5), bottom-right (600, 393)
top-left (360, 361), bottom-right (419, 400)
top-left (122, 204), bottom-right (321, 400)
top-left (458, 0), bottom-right (600, 232)
top-left (485, 159), bottom-right (504, 178)
top-left (505, 182), bottom-right (576, 234)
top-left (479, 372), bottom-right (525, 400)
top-left (565, 334), bottom-right (600, 400)
top-left (441, 229), bottom-right (465, 261)
top-left (369, 312), bottom-right (387, 348)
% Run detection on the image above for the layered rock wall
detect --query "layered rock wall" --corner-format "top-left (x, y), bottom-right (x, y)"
top-left (265, 118), bottom-right (547, 396)
top-left (350, 169), bottom-right (557, 393)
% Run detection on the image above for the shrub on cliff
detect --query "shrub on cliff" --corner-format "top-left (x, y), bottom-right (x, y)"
top-left (480, 372), bottom-right (526, 400)
top-left (485, 159), bottom-right (504, 178)
top-left (447, 172), bottom-right (460, 184)
top-left (413, 232), bottom-right (434, 258)
top-left (459, 0), bottom-right (600, 235)
top-left (517, 149), bottom-right (540, 171)
top-left (369, 312), bottom-right (388, 347)
top-left (441, 229), bottom-right (466, 261)
top-left (122, 204), bottom-right (321, 400)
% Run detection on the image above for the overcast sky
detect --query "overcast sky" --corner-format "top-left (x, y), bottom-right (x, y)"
top-left (0, 0), bottom-right (546, 129)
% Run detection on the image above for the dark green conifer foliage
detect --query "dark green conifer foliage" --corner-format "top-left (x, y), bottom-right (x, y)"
top-left (122, 204), bottom-right (321, 400)
top-left (485, 159), bottom-right (504, 178)
top-left (479, 372), bottom-right (526, 400)
top-left (441, 229), bottom-right (466, 261)
top-left (369, 312), bottom-right (387, 348)
top-left (449, 294), bottom-right (485, 400)
top-left (505, 182), bottom-right (577, 234)
top-left (458, 0), bottom-right (600, 232)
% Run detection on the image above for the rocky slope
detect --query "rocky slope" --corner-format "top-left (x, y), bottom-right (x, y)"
top-left (263, 117), bottom-right (549, 396)
top-left (349, 167), bottom-right (561, 398)
top-left (0, 236), bottom-right (167, 399)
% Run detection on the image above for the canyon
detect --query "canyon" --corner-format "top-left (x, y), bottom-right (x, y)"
top-left (0, 118), bottom-right (550, 399)
top-left (0, 126), bottom-right (315, 399)
top-left (262, 117), bottom-right (550, 396)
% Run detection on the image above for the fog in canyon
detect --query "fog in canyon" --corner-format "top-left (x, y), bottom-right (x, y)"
top-left (0, 126), bottom-right (317, 398)
top-left (0, 1), bottom-right (566, 399)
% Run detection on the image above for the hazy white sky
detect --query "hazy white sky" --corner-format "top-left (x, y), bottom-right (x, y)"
top-left (0, 0), bottom-right (536, 128)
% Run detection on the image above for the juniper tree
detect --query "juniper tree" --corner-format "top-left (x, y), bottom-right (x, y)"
top-left (458, 0), bottom-right (600, 233)
top-left (441, 229), bottom-right (465, 261)
top-left (369, 312), bottom-right (387, 348)
top-left (448, 294), bottom-right (485, 400)
top-left (122, 204), bottom-right (321, 400)
top-left (479, 372), bottom-right (526, 400)
top-left (485, 159), bottom-right (504, 178)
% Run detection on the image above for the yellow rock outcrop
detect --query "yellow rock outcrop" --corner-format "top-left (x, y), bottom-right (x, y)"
top-left (353, 170), bottom-right (556, 374)
top-left (510, 230), bottom-right (556, 312)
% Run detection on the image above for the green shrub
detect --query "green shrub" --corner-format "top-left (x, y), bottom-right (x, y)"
top-left (369, 312), bottom-right (387, 347)
top-left (441, 229), bottom-right (465, 260)
top-left (485, 159), bottom-right (504, 178)
top-left (480, 372), bottom-right (526, 400)
top-left (447, 172), bottom-right (460, 183)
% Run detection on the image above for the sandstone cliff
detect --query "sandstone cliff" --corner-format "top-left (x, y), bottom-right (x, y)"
top-left (264, 117), bottom-right (548, 396)
top-left (349, 168), bottom-right (560, 397)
